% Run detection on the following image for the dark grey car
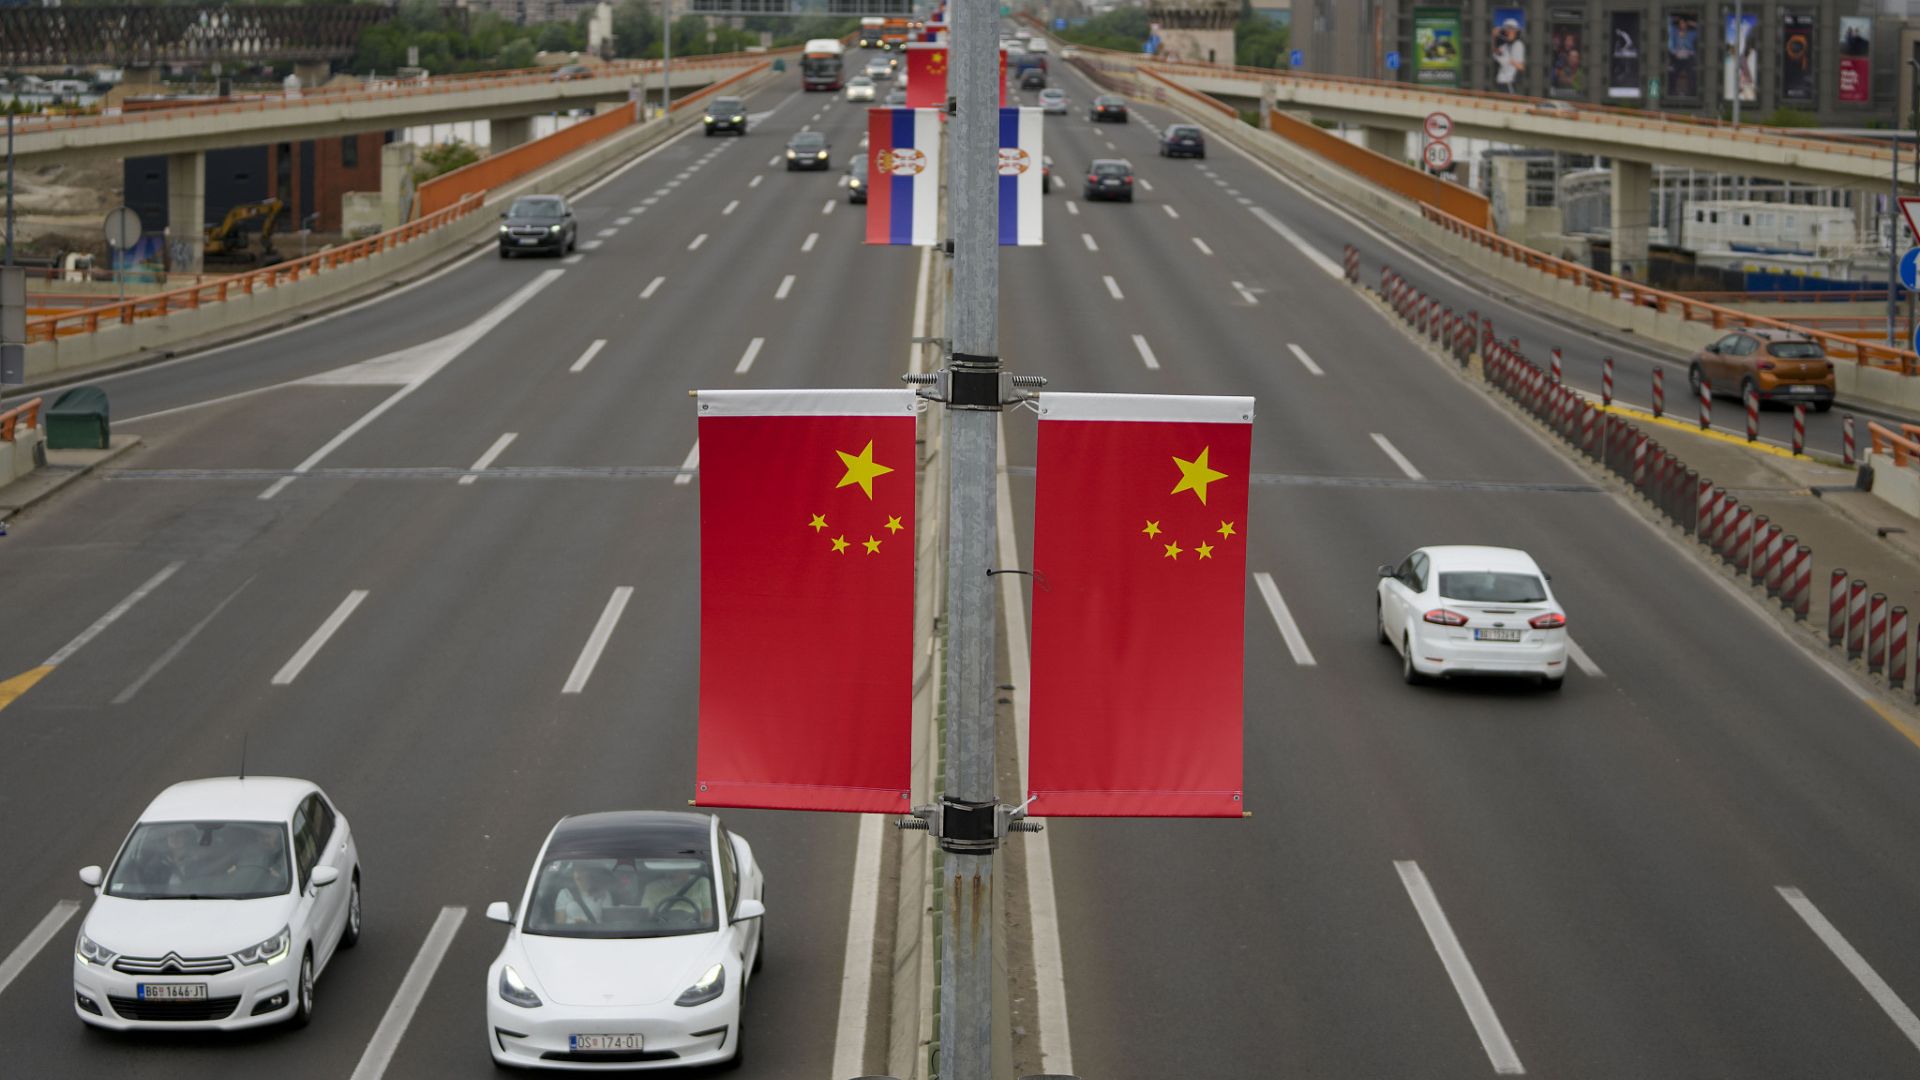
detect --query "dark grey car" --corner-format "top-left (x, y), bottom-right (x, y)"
top-left (498, 195), bottom-right (576, 258)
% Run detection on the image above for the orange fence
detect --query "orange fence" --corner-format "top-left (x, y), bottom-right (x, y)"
top-left (25, 192), bottom-right (486, 344)
top-left (417, 102), bottom-right (637, 217)
top-left (1261, 97), bottom-right (1490, 230)
top-left (1868, 421), bottom-right (1920, 468)
top-left (0, 398), bottom-right (42, 442)
top-left (1420, 203), bottom-right (1920, 376)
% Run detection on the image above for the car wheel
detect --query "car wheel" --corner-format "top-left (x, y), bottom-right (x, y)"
top-left (1196, 151), bottom-right (1206, 159)
top-left (1688, 363), bottom-right (1703, 399)
top-left (288, 950), bottom-right (315, 1028)
top-left (1813, 400), bottom-right (1833, 413)
top-left (499, 249), bottom-right (511, 259)
top-left (1122, 192), bottom-right (1133, 202)
top-left (339, 871), bottom-right (362, 949)
top-left (1376, 601), bottom-right (1389, 645)
top-left (1542, 675), bottom-right (1566, 692)
top-left (1401, 636), bottom-right (1425, 685)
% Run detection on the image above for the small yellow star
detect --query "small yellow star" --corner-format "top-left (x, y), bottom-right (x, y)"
top-left (1170, 446), bottom-right (1229, 505)
top-left (1142, 520), bottom-right (1162, 538)
top-left (884, 515), bottom-right (904, 534)
top-left (808, 513), bottom-right (828, 533)
top-left (1163, 540), bottom-right (1183, 560)
top-left (863, 535), bottom-right (882, 554)
top-left (831, 535), bottom-right (850, 553)
top-left (835, 440), bottom-right (895, 500)
top-left (1216, 520), bottom-right (1237, 539)
top-left (1196, 542), bottom-right (1214, 560)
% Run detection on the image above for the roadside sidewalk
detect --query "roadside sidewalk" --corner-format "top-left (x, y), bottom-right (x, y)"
top-left (0, 435), bottom-right (142, 523)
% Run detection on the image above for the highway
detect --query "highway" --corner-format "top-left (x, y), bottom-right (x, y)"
top-left (0, 39), bottom-right (1917, 1080)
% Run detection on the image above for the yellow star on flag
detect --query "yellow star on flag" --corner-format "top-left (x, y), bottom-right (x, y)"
top-left (1217, 520), bottom-right (1237, 539)
top-left (808, 514), bottom-right (828, 533)
top-left (1163, 540), bottom-right (1183, 560)
top-left (1196, 542), bottom-right (1214, 560)
top-left (863, 535), bottom-right (882, 554)
top-left (1142, 519), bottom-right (1162, 538)
top-left (831, 535), bottom-right (850, 553)
top-left (1171, 447), bottom-right (1228, 506)
top-left (836, 440), bottom-right (894, 500)
top-left (884, 515), bottom-right (904, 534)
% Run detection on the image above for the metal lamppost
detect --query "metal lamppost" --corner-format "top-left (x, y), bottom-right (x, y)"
top-left (659, 0), bottom-right (672, 120)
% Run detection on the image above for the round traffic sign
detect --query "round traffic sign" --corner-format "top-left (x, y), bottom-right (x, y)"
top-left (1900, 247), bottom-right (1920, 291)
top-left (1423, 111), bottom-right (1453, 140)
top-left (1423, 141), bottom-right (1453, 170)
top-left (103, 205), bottom-right (143, 250)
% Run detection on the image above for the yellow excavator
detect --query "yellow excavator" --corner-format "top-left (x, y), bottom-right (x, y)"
top-left (204, 198), bottom-right (285, 266)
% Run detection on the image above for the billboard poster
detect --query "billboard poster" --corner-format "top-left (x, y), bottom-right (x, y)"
top-left (1548, 11), bottom-right (1584, 98)
top-left (1491, 8), bottom-right (1527, 92)
top-left (1781, 12), bottom-right (1814, 104)
top-left (1413, 8), bottom-right (1462, 87)
top-left (1608, 12), bottom-right (1642, 99)
top-left (1664, 12), bottom-right (1701, 101)
top-left (1839, 15), bottom-right (1871, 104)
top-left (1723, 11), bottom-right (1758, 102)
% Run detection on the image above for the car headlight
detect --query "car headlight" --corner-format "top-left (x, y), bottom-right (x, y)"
top-left (548, 224), bottom-right (562, 234)
top-left (499, 225), bottom-right (509, 233)
top-left (732, 115), bottom-right (744, 122)
top-left (849, 178), bottom-right (862, 187)
top-left (232, 925), bottom-right (290, 966)
top-left (786, 149), bottom-right (797, 158)
top-left (704, 115), bottom-right (715, 123)
top-left (816, 151), bottom-right (829, 159)
top-left (498, 964), bottom-right (542, 1008)
top-left (675, 963), bottom-right (725, 1007)
top-left (75, 932), bottom-right (116, 967)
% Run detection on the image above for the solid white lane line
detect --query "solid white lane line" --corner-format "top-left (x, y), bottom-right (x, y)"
top-left (1232, 281), bottom-right (1259, 305)
top-left (271, 590), bottom-right (368, 686)
top-left (1371, 432), bottom-right (1424, 480)
top-left (1253, 572), bottom-right (1317, 666)
top-left (822, 199), bottom-right (837, 215)
top-left (1103, 275), bottom-right (1124, 300)
top-left (802, 232), bottom-right (819, 252)
top-left (688, 233), bottom-right (708, 251)
top-left (563, 587), bottom-right (634, 694)
top-left (1081, 232), bottom-right (1099, 252)
top-left (44, 561), bottom-right (183, 667)
top-left (1131, 334), bottom-right (1160, 370)
top-left (750, 174), bottom-right (764, 187)
top-left (0, 901), bottom-right (80, 999)
top-left (1287, 343), bottom-right (1325, 376)
top-left (1192, 236), bottom-right (1213, 256)
top-left (1396, 861), bottom-right (1526, 1075)
top-left (641, 276), bottom-right (665, 299)
top-left (1065, 200), bottom-right (1079, 216)
top-left (597, 227), bottom-right (618, 237)
top-left (735, 336), bottom-right (765, 374)
top-left (831, 812), bottom-right (885, 1079)
top-left (114, 577), bottom-right (255, 704)
top-left (1779, 886), bottom-right (1920, 1055)
top-left (1163, 204), bottom-right (1180, 219)
top-left (1137, 177), bottom-right (1153, 191)
top-left (1250, 206), bottom-right (1344, 278)
top-left (1566, 638), bottom-right (1603, 677)
top-left (674, 441), bottom-right (699, 486)
top-left (348, 906), bottom-right (467, 1080)
top-left (458, 433), bottom-right (517, 485)
top-left (775, 274), bottom-right (796, 300)
top-left (569, 339), bottom-right (607, 373)
top-left (723, 200), bottom-right (740, 215)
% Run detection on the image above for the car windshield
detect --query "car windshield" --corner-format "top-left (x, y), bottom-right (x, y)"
top-left (849, 157), bottom-right (868, 176)
top-left (1041, 90), bottom-right (1064, 99)
top-left (106, 821), bottom-right (291, 900)
top-left (709, 99), bottom-right (741, 114)
top-left (524, 852), bottom-right (718, 939)
top-left (1438, 571), bottom-right (1548, 603)
top-left (1171, 127), bottom-right (1200, 137)
top-left (1097, 97), bottom-right (1121, 106)
top-left (508, 197), bottom-right (564, 220)
top-left (1093, 163), bottom-right (1129, 176)
top-left (791, 133), bottom-right (826, 148)
top-left (850, 76), bottom-right (873, 86)
top-left (1768, 341), bottom-right (1825, 359)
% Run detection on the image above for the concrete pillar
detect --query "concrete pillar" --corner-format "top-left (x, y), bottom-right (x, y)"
top-left (1611, 158), bottom-right (1652, 282)
top-left (166, 152), bottom-right (205, 274)
top-left (490, 115), bottom-right (534, 151)
top-left (381, 142), bottom-right (417, 229)
top-left (293, 61), bottom-right (331, 89)
top-left (1361, 125), bottom-right (1404, 161)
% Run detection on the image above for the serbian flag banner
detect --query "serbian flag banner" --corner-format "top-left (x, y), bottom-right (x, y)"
top-left (904, 42), bottom-right (947, 107)
top-left (866, 108), bottom-right (941, 246)
top-left (696, 389), bottom-right (919, 812)
top-left (998, 107), bottom-right (1043, 246)
top-left (1027, 393), bottom-right (1255, 817)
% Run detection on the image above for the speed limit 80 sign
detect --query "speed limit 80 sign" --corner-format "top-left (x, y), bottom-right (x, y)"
top-left (1423, 141), bottom-right (1453, 169)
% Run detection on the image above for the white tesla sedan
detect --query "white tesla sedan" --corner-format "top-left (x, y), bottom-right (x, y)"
top-left (485, 811), bottom-right (765, 1069)
top-left (1376, 545), bottom-right (1569, 689)
top-left (72, 777), bottom-right (361, 1029)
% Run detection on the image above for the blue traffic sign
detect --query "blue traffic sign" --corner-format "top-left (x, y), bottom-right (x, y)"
top-left (1289, 49), bottom-right (1303, 68)
top-left (1054, 17), bottom-right (1066, 29)
top-left (1901, 247), bottom-right (1920, 291)
top-left (1386, 50), bottom-right (1401, 71)
top-left (1144, 34), bottom-right (1160, 55)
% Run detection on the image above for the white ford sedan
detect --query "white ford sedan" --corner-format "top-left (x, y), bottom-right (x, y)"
top-left (1376, 545), bottom-right (1569, 689)
top-left (485, 811), bottom-right (764, 1070)
top-left (72, 777), bottom-right (361, 1029)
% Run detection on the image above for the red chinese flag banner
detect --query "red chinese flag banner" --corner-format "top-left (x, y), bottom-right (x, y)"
top-left (905, 42), bottom-right (947, 108)
top-left (1028, 393), bottom-right (1254, 817)
top-left (696, 389), bottom-right (919, 812)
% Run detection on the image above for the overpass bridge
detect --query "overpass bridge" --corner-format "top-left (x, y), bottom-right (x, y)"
top-left (0, 4), bottom-right (388, 67)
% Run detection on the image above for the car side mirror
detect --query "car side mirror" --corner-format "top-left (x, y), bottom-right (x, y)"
top-left (310, 865), bottom-right (341, 888)
top-left (1377, 564), bottom-right (1396, 578)
top-left (79, 865), bottom-right (102, 888)
top-left (486, 901), bottom-right (515, 925)
top-left (733, 899), bottom-right (766, 922)
top-left (1705, 343), bottom-right (1720, 353)
top-left (498, 211), bottom-right (507, 219)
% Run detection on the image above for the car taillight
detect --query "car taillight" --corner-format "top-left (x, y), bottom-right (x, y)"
top-left (1423, 609), bottom-right (1468, 627)
top-left (1122, 176), bottom-right (1133, 184)
top-left (1087, 174), bottom-right (1098, 183)
top-left (1529, 612), bottom-right (1567, 630)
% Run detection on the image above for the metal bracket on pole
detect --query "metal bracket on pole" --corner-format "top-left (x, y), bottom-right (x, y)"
top-left (895, 798), bottom-right (1043, 848)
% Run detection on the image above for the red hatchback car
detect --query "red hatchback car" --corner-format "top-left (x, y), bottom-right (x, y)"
top-left (1688, 327), bottom-right (1836, 411)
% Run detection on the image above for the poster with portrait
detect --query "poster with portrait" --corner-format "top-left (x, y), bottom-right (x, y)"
top-left (1549, 10), bottom-right (1585, 98)
top-left (1781, 12), bottom-right (1814, 104)
top-left (1665, 11), bottom-right (1701, 101)
top-left (1414, 8), bottom-right (1462, 87)
top-left (1491, 8), bottom-right (1527, 93)
top-left (1608, 12), bottom-right (1642, 99)
top-left (1839, 15), bottom-right (1871, 104)
top-left (1723, 11), bottom-right (1758, 103)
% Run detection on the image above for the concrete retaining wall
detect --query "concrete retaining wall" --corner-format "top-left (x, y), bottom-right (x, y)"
top-left (1867, 450), bottom-right (1920, 518)
top-left (0, 420), bottom-right (47, 489)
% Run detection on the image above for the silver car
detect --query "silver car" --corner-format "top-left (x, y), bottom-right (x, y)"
top-left (1038, 88), bottom-right (1068, 114)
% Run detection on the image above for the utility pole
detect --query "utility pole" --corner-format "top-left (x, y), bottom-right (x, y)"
top-left (1731, 0), bottom-right (1742, 126)
top-left (2, 112), bottom-right (23, 386)
top-left (1906, 59), bottom-right (1919, 345)
top-left (660, 0), bottom-right (672, 120)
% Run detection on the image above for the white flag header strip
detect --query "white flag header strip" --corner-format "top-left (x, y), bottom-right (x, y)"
top-left (695, 388), bottom-right (920, 417)
top-left (1036, 392), bottom-right (1257, 424)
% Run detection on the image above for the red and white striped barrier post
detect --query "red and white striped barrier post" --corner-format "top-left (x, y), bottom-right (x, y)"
top-left (1696, 477), bottom-right (1714, 540)
top-left (1344, 244), bottom-right (1359, 284)
top-left (1703, 488), bottom-right (1727, 555)
top-left (1687, 469), bottom-right (1704, 534)
top-left (1715, 489), bottom-right (1738, 557)
top-left (1792, 404), bottom-right (1806, 456)
top-left (1732, 504), bottom-right (1754, 575)
top-left (1632, 433), bottom-right (1648, 488)
top-left (1698, 375), bottom-right (1713, 430)
top-left (1829, 569), bottom-right (1849, 647)
top-left (1749, 514), bottom-right (1771, 584)
top-left (1890, 606), bottom-right (1910, 691)
top-left (1602, 356), bottom-right (1614, 406)
top-left (1744, 387), bottom-right (1759, 443)
top-left (1652, 368), bottom-right (1665, 418)
top-left (1789, 546), bottom-right (1812, 621)
top-left (1842, 413), bottom-right (1856, 466)
top-left (1868, 592), bottom-right (1889, 675)
top-left (1550, 348), bottom-right (1563, 384)
top-left (1847, 578), bottom-right (1868, 659)
top-left (1765, 530), bottom-right (1792, 598)
top-left (1781, 541), bottom-right (1806, 614)
top-left (1580, 400), bottom-right (1597, 454)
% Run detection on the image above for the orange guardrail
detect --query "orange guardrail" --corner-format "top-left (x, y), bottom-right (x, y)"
top-left (417, 102), bottom-right (637, 217)
top-left (0, 398), bottom-right (42, 442)
top-left (1678, 289), bottom-right (1901, 305)
top-left (1420, 202), bottom-right (1920, 376)
top-left (24, 192), bottom-right (485, 344)
top-left (1868, 421), bottom-right (1920, 468)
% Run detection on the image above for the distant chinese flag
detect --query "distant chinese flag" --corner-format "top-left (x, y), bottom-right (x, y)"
top-left (1027, 393), bottom-right (1254, 817)
top-left (696, 388), bottom-right (919, 812)
top-left (903, 44), bottom-right (1005, 108)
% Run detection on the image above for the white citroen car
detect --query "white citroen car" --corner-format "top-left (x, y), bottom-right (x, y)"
top-left (1376, 545), bottom-right (1569, 689)
top-left (72, 777), bottom-right (361, 1029)
top-left (844, 75), bottom-right (876, 102)
top-left (485, 811), bottom-right (765, 1069)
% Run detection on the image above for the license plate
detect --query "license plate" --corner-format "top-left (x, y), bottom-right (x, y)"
top-left (1103, 179), bottom-right (1119, 185)
top-left (1788, 384), bottom-right (1815, 394)
top-left (517, 237), bottom-right (538, 245)
top-left (1474, 628), bottom-right (1522, 642)
top-left (138, 983), bottom-right (207, 1001)
top-left (570, 1033), bottom-right (644, 1052)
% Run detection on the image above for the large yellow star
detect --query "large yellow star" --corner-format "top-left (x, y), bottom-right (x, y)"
top-left (1170, 447), bottom-right (1228, 505)
top-left (835, 440), bottom-right (894, 500)
top-left (884, 515), bottom-right (904, 534)
top-left (863, 535), bottom-right (882, 554)
top-left (1196, 542), bottom-right (1214, 560)
top-left (1163, 540), bottom-right (1183, 560)
top-left (831, 535), bottom-right (850, 553)
top-left (1142, 519), bottom-right (1162, 538)
top-left (808, 513), bottom-right (828, 533)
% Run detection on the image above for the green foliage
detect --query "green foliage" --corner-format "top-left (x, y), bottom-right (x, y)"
top-left (1760, 107), bottom-right (1818, 128)
top-left (413, 140), bottom-right (480, 183)
top-left (498, 38), bottom-right (538, 71)
top-left (348, 1), bottom-right (583, 75)
top-left (1235, 1), bottom-right (1289, 70)
top-left (1057, 7), bottom-right (1150, 53)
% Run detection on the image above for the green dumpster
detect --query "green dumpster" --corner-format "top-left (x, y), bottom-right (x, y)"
top-left (47, 385), bottom-right (109, 450)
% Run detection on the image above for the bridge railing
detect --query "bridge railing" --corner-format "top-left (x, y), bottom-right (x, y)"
top-left (24, 191), bottom-right (486, 344)
top-left (1868, 421), bottom-right (1920, 469)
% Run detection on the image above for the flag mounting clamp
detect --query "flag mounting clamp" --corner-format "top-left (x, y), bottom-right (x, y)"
top-left (896, 797), bottom-right (1044, 851)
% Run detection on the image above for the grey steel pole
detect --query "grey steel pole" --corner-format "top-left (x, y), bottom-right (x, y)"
top-left (940, 0), bottom-right (1001, 1074)
top-left (5, 112), bottom-right (13, 267)
top-left (1907, 60), bottom-right (1919, 341)
top-left (1892, 130), bottom-right (1901, 349)
top-left (660, 0), bottom-right (672, 120)
top-left (1731, 0), bottom-right (1742, 126)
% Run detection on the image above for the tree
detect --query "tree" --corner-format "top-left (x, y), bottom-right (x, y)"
top-left (413, 141), bottom-right (481, 183)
